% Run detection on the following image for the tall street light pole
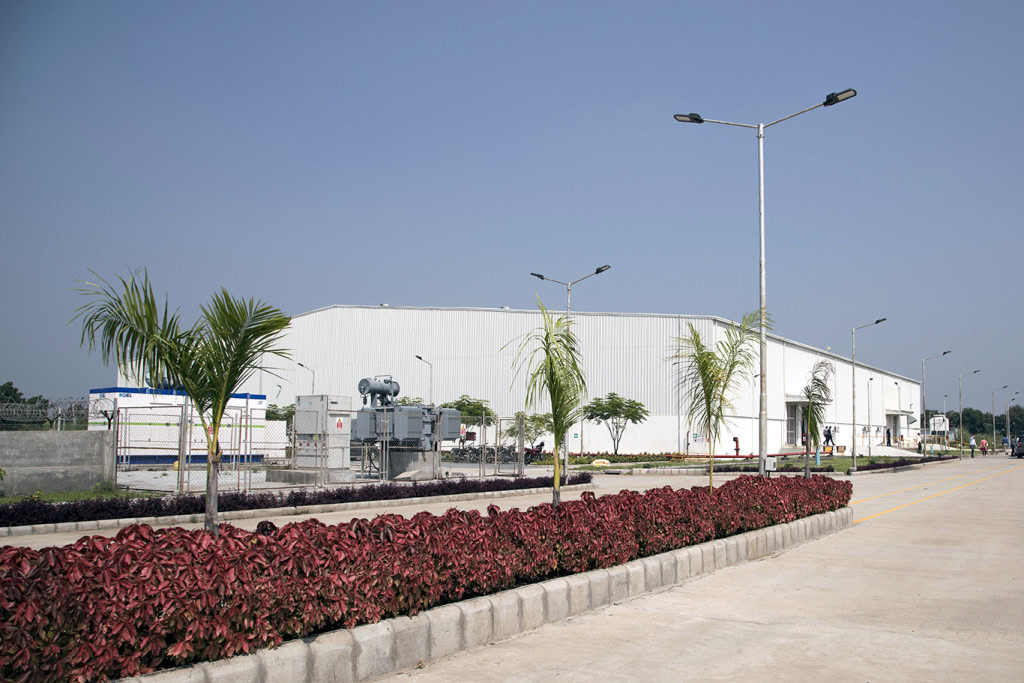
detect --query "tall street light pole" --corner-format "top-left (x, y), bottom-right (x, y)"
top-left (414, 355), bottom-right (433, 405)
top-left (530, 265), bottom-right (611, 472)
top-left (675, 89), bottom-right (857, 476)
top-left (993, 385), bottom-right (1009, 451)
top-left (867, 376), bottom-right (874, 458)
top-left (959, 369), bottom-right (980, 457)
top-left (922, 351), bottom-right (951, 453)
top-left (296, 362), bottom-right (316, 395)
top-left (851, 317), bottom-right (886, 470)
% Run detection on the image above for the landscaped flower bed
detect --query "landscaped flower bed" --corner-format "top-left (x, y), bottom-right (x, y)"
top-left (0, 474), bottom-right (593, 529)
top-left (851, 455), bottom-right (956, 473)
top-left (716, 464), bottom-right (835, 473)
top-left (0, 475), bottom-right (850, 681)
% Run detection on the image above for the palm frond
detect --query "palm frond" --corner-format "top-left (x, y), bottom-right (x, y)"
top-left (803, 360), bottom-right (833, 449)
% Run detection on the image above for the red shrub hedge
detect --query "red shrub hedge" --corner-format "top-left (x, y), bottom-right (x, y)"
top-left (0, 475), bottom-right (850, 681)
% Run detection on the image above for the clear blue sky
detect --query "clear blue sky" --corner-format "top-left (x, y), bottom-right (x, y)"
top-left (1, 0), bottom-right (1021, 412)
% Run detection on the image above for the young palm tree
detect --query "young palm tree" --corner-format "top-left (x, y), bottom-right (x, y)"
top-left (74, 270), bottom-right (290, 535)
top-left (509, 299), bottom-right (586, 507)
top-left (802, 360), bottom-right (834, 478)
top-left (674, 312), bottom-right (759, 490)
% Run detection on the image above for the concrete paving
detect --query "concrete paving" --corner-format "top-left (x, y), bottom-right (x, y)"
top-left (390, 457), bottom-right (1024, 681)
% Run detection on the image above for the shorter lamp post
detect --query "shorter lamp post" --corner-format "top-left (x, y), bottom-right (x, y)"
top-left (959, 369), bottom-right (981, 457)
top-left (297, 362), bottom-right (316, 395)
top-left (852, 317), bottom-right (887, 470)
top-left (867, 377), bottom-right (874, 458)
top-left (993, 385), bottom-right (1009, 452)
top-left (414, 355), bottom-right (433, 405)
top-left (1008, 392), bottom-right (1020, 452)
top-left (922, 351), bottom-right (951, 454)
top-left (530, 264), bottom-right (611, 471)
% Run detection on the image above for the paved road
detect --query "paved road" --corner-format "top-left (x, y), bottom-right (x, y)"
top-left (390, 457), bottom-right (1024, 681)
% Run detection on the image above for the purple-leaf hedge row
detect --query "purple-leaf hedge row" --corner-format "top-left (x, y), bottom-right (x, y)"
top-left (0, 475), bottom-right (851, 681)
top-left (0, 474), bottom-right (593, 528)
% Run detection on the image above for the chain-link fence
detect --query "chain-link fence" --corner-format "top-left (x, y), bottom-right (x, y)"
top-left (0, 397), bottom-right (94, 431)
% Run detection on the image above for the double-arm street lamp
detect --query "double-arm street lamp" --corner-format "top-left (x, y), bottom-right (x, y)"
top-left (959, 369), bottom-right (981, 457)
top-left (530, 265), bottom-right (611, 472)
top-left (674, 88), bottom-right (857, 475)
top-left (993, 385), bottom-right (1009, 449)
top-left (296, 362), bottom-right (316, 395)
top-left (414, 355), bottom-right (433, 405)
top-left (851, 317), bottom-right (886, 470)
top-left (922, 351), bottom-right (951, 453)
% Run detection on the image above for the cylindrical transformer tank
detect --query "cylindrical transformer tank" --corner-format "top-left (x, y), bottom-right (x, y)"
top-left (357, 377), bottom-right (401, 403)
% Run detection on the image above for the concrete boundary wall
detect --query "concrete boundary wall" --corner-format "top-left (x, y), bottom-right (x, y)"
top-left (122, 507), bottom-right (852, 683)
top-left (1, 483), bottom-right (597, 537)
top-left (0, 431), bottom-right (114, 496)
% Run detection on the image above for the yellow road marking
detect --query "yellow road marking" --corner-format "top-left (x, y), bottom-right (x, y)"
top-left (850, 462), bottom-right (1009, 505)
top-left (853, 465), bottom-right (1024, 524)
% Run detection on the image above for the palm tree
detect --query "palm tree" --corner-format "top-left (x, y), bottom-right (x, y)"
top-left (74, 270), bottom-right (290, 535)
top-left (802, 360), bottom-right (834, 478)
top-left (674, 312), bottom-right (759, 490)
top-left (509, 299), bottom-right (586, 507)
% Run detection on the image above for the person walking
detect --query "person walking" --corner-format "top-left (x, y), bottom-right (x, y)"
top-left (980, 438), bottom-right (988, 456)
top-left (823, 426), bottom-right (835, 449)
top-left (886, 427), bottom-right (892, 447)
top-left (969, 435), bottom-right (976, 458)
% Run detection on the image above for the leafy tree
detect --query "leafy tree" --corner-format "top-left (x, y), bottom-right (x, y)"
top-left (583, 393), bottom-right (649, 455)
top-left (266, 403), bottom-right (295, 428)
top-left (439, 395), bottom-right (497, 446)
top-left (509, 299), bottom-right (586, 506)
top-left (74, 269), bottom-right (290, 535)
top-left (501, 411), bottom-right (553, 444)
top-left (674, 312), bottom-right (758, 490)
top-left (396, 396), bottom-right (424, 406)
top-left (801, 361), bottom-right (833, 478)
top-left (0, 381), bottom-right (23, 403)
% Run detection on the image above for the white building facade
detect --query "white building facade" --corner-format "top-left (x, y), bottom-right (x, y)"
top-left (133, 305), bottom-right (920, 457)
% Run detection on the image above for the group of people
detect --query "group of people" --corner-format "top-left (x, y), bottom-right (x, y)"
top-left (969, 435), bottom-right (989, 457)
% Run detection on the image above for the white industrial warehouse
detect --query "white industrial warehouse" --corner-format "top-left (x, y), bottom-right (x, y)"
top-left (207, 304), bottom-right (921, 457)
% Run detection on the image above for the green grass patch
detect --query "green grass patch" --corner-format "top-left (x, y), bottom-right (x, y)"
top-left (0, 483), bottom-right (164, 505)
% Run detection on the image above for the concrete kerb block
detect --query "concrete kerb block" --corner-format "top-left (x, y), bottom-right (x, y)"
top-left (712, 540), bottom-right (727, 569)
top-left (426, 604), bottom-right (462, 659)
top-left (31, 524), bottom-right (56, 535)
top-left (488, 590), bottom-right (522, 641)
top-left (564, 573), bottom-right (591, 615)
top-left (0, 527), bottom-right (8, 537)
top-left (134, 665), bottom-right (208, 682)
top-left (686, 545), bottom-right (704, 575)
top-left (391, 614), bottom-right (430, 672)
top-left (459, 597), bottom-right (493, 648)
top-left (724, 537), bottom-right (739, 566)
top-left (588, 569), bottom-right (610, 608)
top-left (780, 523), bottom-right (792, 548)
top-left (54, 521), bottom-right (78, 533)
top-left (642, 556), bottom-right (663, 591)
top-left (9, 525), bottom-right (34, 536)
top-left (672, 548), bottom-right (691, 582)
top-left (202, 652), bottom-right (261, 683)
top-left (516, 583), bottom-right (546, 631)
top-left (76, 520), bottom-right (99, 532)
top-left (307, 630), bottom-right (355, 683)
top-left (772, 526), bottom-right (783, 551)
top-left (97, 519), bottom-right (120, 530)
top-left (736, 533), bottom-right (748, 562)
top-left (257, 639), bottom-right (310, 682)
top-left (660, 554), bottom-right (676, 586)
top-left (701, 543), bottom-right (716, 573)
top-left (625, 560), bottom-right (646, 596)
top-left (352, 621), bottom-right (395, 680)
top-left (606, 564), bottom-right (630, 603)
top-left (744, 531), bottom-right (758, 560)
top-left (542, 577), bottom-right (570, 623)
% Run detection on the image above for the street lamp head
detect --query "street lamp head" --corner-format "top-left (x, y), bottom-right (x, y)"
top-left (673, 113), bottom-right (705, 124)
top-left (414, 355), bottom-right (423, 361)
top-left (595, 265), bottom-right (611, 275)
top-left (823, 89), bottom-right (857, 107)
top-left (942, 350), bottom-right (951, 355)
top-left (1002, 385), bottom-right (1010, 390)
top-left (530, 272), bottom-right (545, 281)
top-left (973, 369), bottom-right (981, 374)
top-left (874, 318), bottom-right (887, 325)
